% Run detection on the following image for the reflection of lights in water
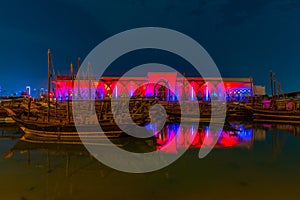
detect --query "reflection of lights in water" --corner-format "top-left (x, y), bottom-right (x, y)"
top-left (205, 126), bottom-right (209, 138)
top-left (218, 125), bottom-right (253, 147)
top-left (239, 129), bottom-right (253, 140)
top-left (191, 124), bottom-right (195, 136)
top-left (218, 132), bottom-right (240, 147)
top-left (145, 124), bottom-right (153, 130)
top-left (201, 126), bottom-right (215, 147)
top-left (145, 123), bottom-right (158, 137)
top-left (153, 124), bottom-right (253, 153)
top-left (231, 124), bottom-right (253, 140)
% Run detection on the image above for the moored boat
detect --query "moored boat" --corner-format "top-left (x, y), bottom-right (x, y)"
top-left (244, 98), bottom-right (300, 124)
top-left (0, 117), bottom-right (15, 124)
top-left (0, 108), bottom-right (15, 124)
top-left (4, 106), bottom-right (147, 144)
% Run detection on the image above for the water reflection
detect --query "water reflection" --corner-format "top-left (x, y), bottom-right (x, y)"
top-left (0, 122), bottom-right (300, 200)
top-left (3, 123), bottom-right (257, 175)
top-left (4, 122), bottom-right (300, 160)
top-left (145, 123), bottom-right (254, 153)
top-left (2, 123), bottom-right (300, 199)
top-left (0, 124), bottom-right (20, 139)
top-left (3, 122), bottom-right (295, 159)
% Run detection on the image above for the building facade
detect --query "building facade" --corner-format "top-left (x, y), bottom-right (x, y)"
top-left (54, 72), bottom-right (254, 102)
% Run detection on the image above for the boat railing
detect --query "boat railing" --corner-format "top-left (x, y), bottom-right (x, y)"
top-left (251, 97), bottom-right (300, 111)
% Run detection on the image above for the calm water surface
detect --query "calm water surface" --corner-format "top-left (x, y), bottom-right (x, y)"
top-left (1, 123), bottom-right (300, 200)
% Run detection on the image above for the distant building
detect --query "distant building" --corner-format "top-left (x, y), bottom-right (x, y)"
top-left (253, 85), bottom-right (266, 96)
top-left (26, 86), bottom-right (31, 96)
top-left (53, 72), bottom-right (254, 102)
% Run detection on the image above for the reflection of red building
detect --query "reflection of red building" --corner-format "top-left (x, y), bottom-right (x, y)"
top-left (54, 72), bottom-right (254, 101)
top-left (154, 124), bottom-right (253, 153)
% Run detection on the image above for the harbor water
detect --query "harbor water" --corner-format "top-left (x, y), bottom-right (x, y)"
top-left (1, 122), bottom-right (300, 200)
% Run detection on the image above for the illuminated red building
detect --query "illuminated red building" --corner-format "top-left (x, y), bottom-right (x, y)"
top-left (53, 72), bottom-right (254, 102)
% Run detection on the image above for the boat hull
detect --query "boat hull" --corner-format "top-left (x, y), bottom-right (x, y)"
top-left (19, 126), bottom-right (124, 145)
top-left (0, 117), bottom-right (15, 124)
top-left (245, 104), bottom-right (300, 124)
top-left (11, 115), bottom-right (142, 144)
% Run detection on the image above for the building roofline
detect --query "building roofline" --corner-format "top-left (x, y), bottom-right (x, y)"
top-left (54, 76), bottom-right (253, 83)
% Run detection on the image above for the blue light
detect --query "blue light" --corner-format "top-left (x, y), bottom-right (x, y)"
top-left (205, 126), bottom-right (209, 137)
top-left (205, 85), bottom-right (209, 101)
top-left (231, 124), bottom-right (253, 140)
top-left (165, 124), bottom-right (180, 132)
top-left (191, 124), bottom-right (195, 135)
top-left (130, 90), bottom-right (133, 97)
top-left (191, 86), bottom-right (195, 101)
top-left (174, 85), bottom-right (179, 101)
top-left (172, 95), bottom-right (175, 101)
top-left (114, 86), bottom-right (118, 98)
top-left (145, 123), bottom-right (153, 131)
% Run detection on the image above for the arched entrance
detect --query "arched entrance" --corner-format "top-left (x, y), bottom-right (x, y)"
top-left (154, 80), bottom-right (170, 101)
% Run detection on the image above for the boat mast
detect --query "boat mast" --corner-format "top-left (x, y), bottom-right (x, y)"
top-left (88, 63), bottom-right (91, 100)
top-left (77, 57), bottom-right (81, 98)
top-left (270, 70), bottom-right (274, 97)
top-left (273, 73), bottom-right (277, 97)
top-left (47, 49), bottom-right (51, 122)
top-left (67, 62), bottom-right (73, 123)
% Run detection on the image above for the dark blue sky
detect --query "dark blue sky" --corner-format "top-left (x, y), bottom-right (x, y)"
top-left (1, 0), bottom-right (300, 95)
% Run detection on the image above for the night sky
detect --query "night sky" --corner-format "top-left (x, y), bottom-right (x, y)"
top-left (1, 0), bottom-right (300, 95)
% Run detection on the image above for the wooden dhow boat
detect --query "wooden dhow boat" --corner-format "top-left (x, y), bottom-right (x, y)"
top-left (4, 105), bottom-right (148, 144)
top-left (2, 49), bottom-right (153, 144)
top-left (0, 108), bottom-right (15, 124)
top-left (243, 98), bottom-right (300, 124)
